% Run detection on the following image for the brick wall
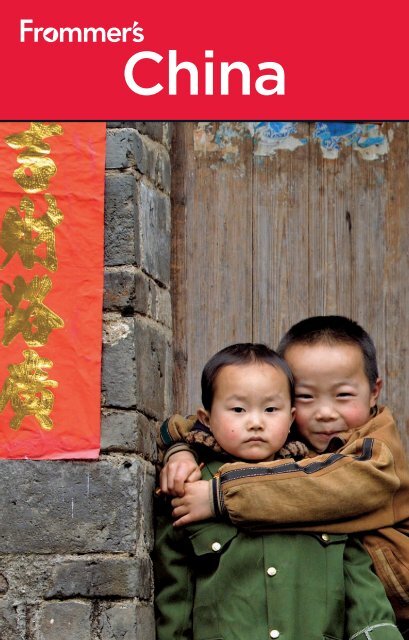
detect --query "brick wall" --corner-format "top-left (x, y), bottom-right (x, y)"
top-left (0, 122), bottom-right (173, 639)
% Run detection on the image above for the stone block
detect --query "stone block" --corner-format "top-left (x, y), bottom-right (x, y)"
top-left (0, 600), bottom-right (19, 640)
top-left (106, 129), bottom-right (145, 172)
top-left (38, 601), bottom-right (91, 640)
top-left (133, 270), bottom-right (172, 328)
top-left (137, 182), bottom-right (171, 285)
top-left (46, 556), bottom-right (152, 599)
top-left (102, 317), bottom-right (136, 408)
top-left (137, 466), bottom-right (156, 552)
top-left (106, 122), bottom-right (138, 129)
top-left (133, 122), bottom-right (173, 149)
top-left (99, 602), bottom-right (137, 640)
top-left (104, 268), bottom-right (136, 314)
top-left (134, 318), bottom-right (171, 419)
top-left (135, 603), bottom-right (156, 640)
top-left (101, 409), bottom-right (157, 461)
top-left (0, 459), bottom-right (141, 553)
top-left (105, 174), bottom-right (139, 267)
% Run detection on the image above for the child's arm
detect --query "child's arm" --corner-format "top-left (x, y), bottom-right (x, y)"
top-left (343, 537), bottom-right (403, 639)
top-left (160, 450), bottom-right (202, 496)
top-left (157, 414), bottom-right (202, 496)
top-left (213, 413), bottom-right (404, 533)
top-left (170, 409), bottom-right (407, 532)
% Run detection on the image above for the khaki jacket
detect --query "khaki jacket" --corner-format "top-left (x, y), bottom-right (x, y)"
top-left (159, 407), bottom-right (409, 619)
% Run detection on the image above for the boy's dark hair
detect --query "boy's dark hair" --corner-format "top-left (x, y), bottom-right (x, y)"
top-left (201, 343), bottom-right (295, 411)
top-left (277, 315), bottom-right (379, 388)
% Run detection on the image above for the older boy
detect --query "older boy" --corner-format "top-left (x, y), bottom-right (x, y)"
top-left (159, 316), bottom-right (409, 633)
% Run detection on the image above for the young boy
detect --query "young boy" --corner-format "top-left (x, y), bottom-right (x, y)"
top-left (159, 316), bottom-right (409, 634)
top-left (154, 343), bottom-right (403, 640)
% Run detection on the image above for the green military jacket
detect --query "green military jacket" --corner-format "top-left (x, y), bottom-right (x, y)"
top-left (154, 457), bottom-right (403, 640)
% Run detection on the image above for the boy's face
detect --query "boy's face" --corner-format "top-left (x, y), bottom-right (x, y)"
top-left (197, 362), bottom-right (295, 461)
top-left (284, 342), bottom-right (382, 452)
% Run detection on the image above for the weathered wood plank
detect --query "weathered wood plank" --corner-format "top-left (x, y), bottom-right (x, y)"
top-left (252, 122), bottom-right (310, 348)
top-left (170, 122), bottom-right (194, 413)
top-left (384, 122), bottom-right (409, 449)
top-left (172, 123), bottom-right (253, 413)
top-left (307, 126), bottom-right (354, 316)
top-left (349, 132), bottom-right (388, 413)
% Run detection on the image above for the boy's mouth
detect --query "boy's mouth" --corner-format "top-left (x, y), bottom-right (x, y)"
top-left (316, 430), bottom-right (346, 440)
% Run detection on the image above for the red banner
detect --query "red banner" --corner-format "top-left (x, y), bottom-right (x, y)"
top-left (0, 122), bottom-right (106, 459)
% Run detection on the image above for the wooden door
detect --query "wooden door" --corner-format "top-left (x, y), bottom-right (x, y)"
top-left (171, 122), bottom-right (409, 450)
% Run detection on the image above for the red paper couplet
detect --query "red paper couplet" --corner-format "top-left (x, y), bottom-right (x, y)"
top-left (0, 122), bottom-right (106, 459)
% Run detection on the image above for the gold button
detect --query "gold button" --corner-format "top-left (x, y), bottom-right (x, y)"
top-left (211, 542), bottom-right (221, 552)
top-left (321, 533), bottom-right (329, 542)
top-left (267, 567), bottom-right (277, 576)
top-left (270, 630), bottom-right (280, 638)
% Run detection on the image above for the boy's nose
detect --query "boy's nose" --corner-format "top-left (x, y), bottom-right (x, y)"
top-left (248, 414), bottom-right (263, 429)
top-left (315, 404), bottom-right (337, 421)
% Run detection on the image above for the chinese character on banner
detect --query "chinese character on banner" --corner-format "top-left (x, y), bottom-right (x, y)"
top-left (0, 122), bottom-right (106, 459)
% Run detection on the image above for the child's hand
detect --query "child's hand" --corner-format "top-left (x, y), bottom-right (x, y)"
top-left (160, 451), bottom-right (202, 496)
top-left (171, 480), bottom-right (212, 526)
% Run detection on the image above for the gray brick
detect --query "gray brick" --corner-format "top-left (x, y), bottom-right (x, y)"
top-left (46, 557), bottom-right (152, 599)
top-left (154, 286), bottom-right (172, 329)
top-left (106, 122), bottom-right (138, 129)
top-left (103, 269), bottom-right (171, 326)
top-left (138, 467), bottom-right (156, 552)
top-left (99, 602), bottom-right (137, 640)
top-left (133, 270), bottom-right (151, 315)
top-left (150, 144), bottom-right (171, 193)
top-left (135, 603), bottom-right (156, 640)
top-left (137, 182), bottom-right (171, 284)
top-left (0, 460), bottom-right (141, 553)
top-left (133, 122), bottom-right (173, 149)
top-left (105, 174), bottom-right (139, 267)
top-left (102, 317), bottom-right (136, 408)
top-left (134, 318), bottom-right (171, 419)
top-left (106, 129), bottom-right (171, 192)
top-left (104, 268), bottom-right (136, 313)
top-left (38, 601), bottom-right (91, 640)
top-left (0, 600), bottom-right (19, 640)
top-left (101, 409), bottom-right (157, 461)
top-left (106, 129), bottom-right (145, 172)
top-left (134, 270), bottom-right (172, 327)
top-left (0, 573), bottom-right (9, 594)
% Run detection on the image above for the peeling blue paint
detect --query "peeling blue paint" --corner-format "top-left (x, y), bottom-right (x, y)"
top-left (313, 122), bottom-right (386, 152)
top-left (253, 122), bottom-right (308, 155)
top-left (193, 122), bottom-right (388, 161)
top-left (254, 122), bottom-right (297, 139)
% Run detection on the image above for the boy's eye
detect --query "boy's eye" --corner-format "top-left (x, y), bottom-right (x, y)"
top-left (232, 407), bottom-right (245, 413)
top-left (337, 392), bottom-right (354, 398)
top-left (265, 406), bottom-right (278, 413)
top-left (295, 393), bottom-right (313, 400)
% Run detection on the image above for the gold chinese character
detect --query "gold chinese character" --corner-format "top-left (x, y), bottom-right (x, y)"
top-left (2, 275), bottom-right (64, 347)
top-left (0, 194), bottom-right (63, 271)
top-left (5, 123), bottom-right (64, 193)
top-left (0, 349), bottom-right (58, 431)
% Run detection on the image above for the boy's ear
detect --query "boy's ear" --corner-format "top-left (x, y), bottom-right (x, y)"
top-left (290, 407), bottom-right (296, 423)
top-left (370, 377), bottom-right (383, 407)
top-left (197, 407), bottom-right (211, 427)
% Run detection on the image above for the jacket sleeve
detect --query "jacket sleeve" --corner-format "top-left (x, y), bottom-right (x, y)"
top-left (213, 435), bottom-right (400, 533)
top-left (153, 501), bottom-right (194, 640)
top-left (157, 414), bottom-right (197, 464)
top-left (343, 537), bottom-right (403, 640)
